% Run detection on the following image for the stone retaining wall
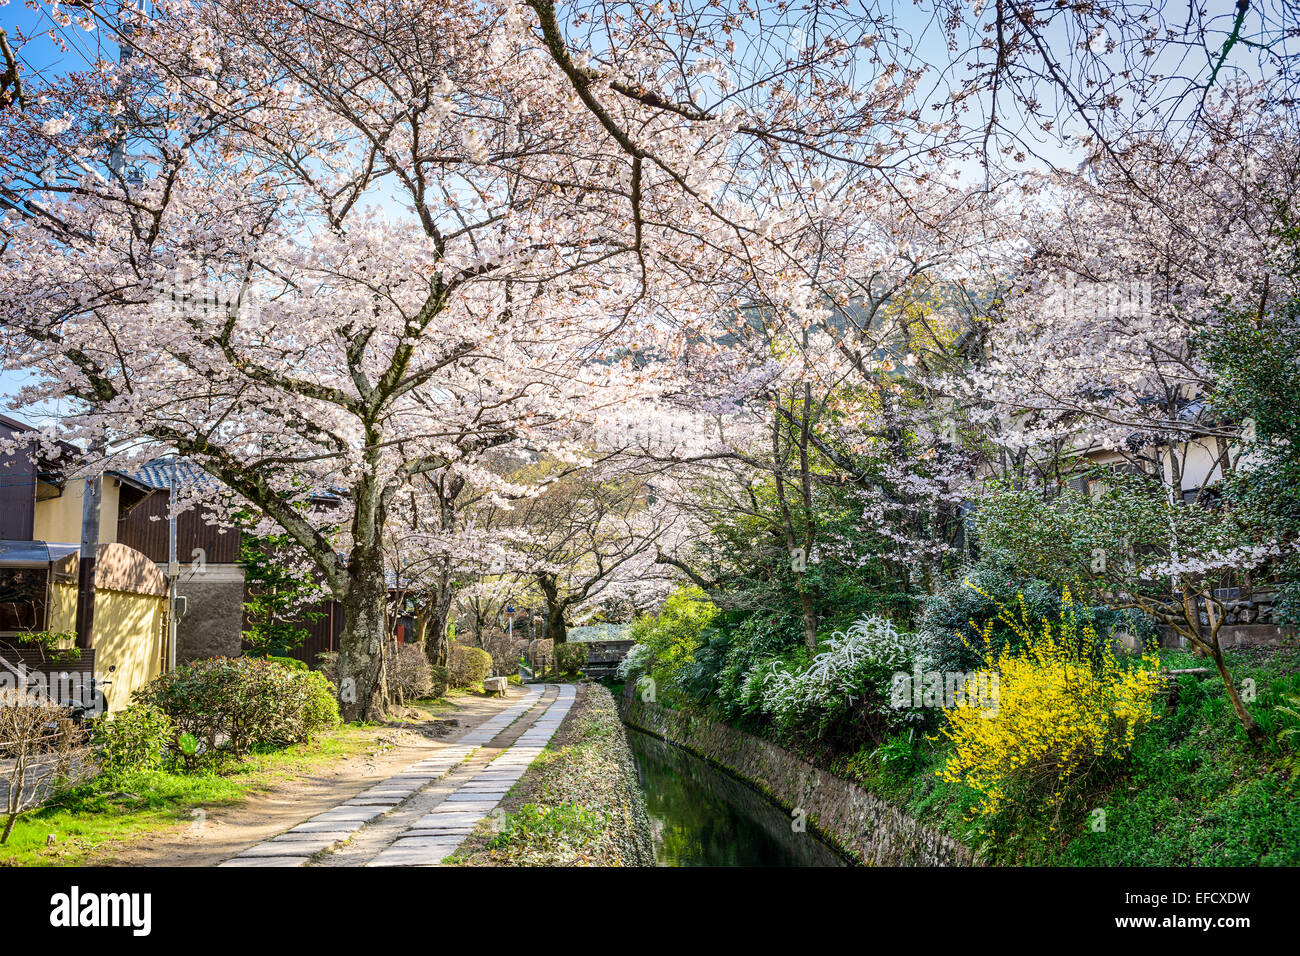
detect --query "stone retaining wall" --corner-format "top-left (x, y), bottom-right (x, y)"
top-left (619, 697), bottom-right (974, 867)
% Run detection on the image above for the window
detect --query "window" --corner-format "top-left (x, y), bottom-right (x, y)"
top-left (0, 567), bottom-right (49, 633)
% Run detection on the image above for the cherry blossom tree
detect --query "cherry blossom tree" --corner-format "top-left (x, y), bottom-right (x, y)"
top-left (949, 89), bottom-right (1300, 741)
top-left (0, 0), bottom-right (695, 718)
top-left (490, 461), bottom-right (678, 644)
top-left (958, 89), bottom-right (1300, 486)
top-left (6, 0), bottom-right (952, 719)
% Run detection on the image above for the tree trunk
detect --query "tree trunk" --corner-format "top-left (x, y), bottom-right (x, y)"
top-left (1208, 643), bottom-right (1263, 743)
top-left (336, 562), bottom-right (389, 722)
top-left (799, 588), bottom-right (818, 652)
top-left (335, 463), bottom-right (390, 722)
top-left (419, 562), bottom-right (456, 669)
top-left (1165, 586), bottom-right (1263, 744)
top-left (537, 573), bottom-right (568, 644)
top-left (545, 606), bottom-right (568, 644)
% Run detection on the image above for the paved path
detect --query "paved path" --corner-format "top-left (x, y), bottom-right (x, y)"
top-left (219, 683), bottom-right (576, 868)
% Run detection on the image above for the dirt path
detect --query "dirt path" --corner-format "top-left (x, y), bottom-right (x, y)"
top-left (91, 689), bottom-right (531, 866)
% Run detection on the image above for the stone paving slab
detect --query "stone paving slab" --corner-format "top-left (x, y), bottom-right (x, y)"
top-left (445, 790), bottom-right (509, 801)
top-left (223, 686), bottom-right (556, 868)
top-left (396, 827), bottom-right (476, 837)
top-left (313, 807), bottom-right (387, 823)
top-left (365, 842), bottom-right (460, 867)
top-left (289, 820), bottom-right (368, 833)
top-left (219, 856), bottom-right (309, 867)
top-left (237, 842), bottom-right (322, 858)
top-left (410, 812), bottom-right (486, 829)
top-left (396, 836), bottom-right (477, 847)
top-left (344, 796), bottom-right (404, 806)
top-left (272, 832), bottom-right (354, 846)
top-left (428, 800), bottom-right (497, 814)
top-left (366, 687), bottom-right (577, 867)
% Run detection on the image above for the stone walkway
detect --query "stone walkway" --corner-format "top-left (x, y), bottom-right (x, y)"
top-left (218, 683), bottom-right (576, 868)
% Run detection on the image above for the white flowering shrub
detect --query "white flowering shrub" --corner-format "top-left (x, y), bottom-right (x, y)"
top-left (750, 615), bottom-right (926, 743)
top-left (617, 642), bottom-right (652, 681)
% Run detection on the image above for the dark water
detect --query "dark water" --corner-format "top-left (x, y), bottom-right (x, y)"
top-left (625, 727), bottom-right (849, 867)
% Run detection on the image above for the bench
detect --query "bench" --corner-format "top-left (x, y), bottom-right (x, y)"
top-left (483, 676), bottom-right (508, 696)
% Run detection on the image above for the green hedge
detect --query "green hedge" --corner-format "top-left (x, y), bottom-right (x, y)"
top-left (448, 645), bottom-right (493, 688)
top-left (556, 642), bottom-right (587, 676)
top-left (90, 704), bottom-right (173, 777)
top-left (135, 656), bottom-right (340, 765)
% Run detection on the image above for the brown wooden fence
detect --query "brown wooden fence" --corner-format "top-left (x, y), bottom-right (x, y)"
top-left (0, 647), bottom-right (98, 705)
top-left (240, 598), bottom-right (344, 668)
top-left (117, 489), bottom-right (241, 565)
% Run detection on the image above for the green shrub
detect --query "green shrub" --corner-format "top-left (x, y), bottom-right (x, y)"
top-left (756, 615), bottom-right (925, 751)
top-left (484, 802), bottom-right (606, 851)
top-left (296, 670), bottom-right (341, 741)
top-left (429, 665), bottom-right (450, 698)
top-left (317, 651), bottom-right (339, 682)
top-left (919, 550), bottom-right (1145, 672)
top-left (711, 612), bottom-right (804, 719)
top-left (90, 704), bottom-right (173, 777)
top-left (448, 645), bottom-right (492, 688)
top-left (624, 586), bottom-right (718, 704)
top-left (136, 656), bottom-right (340, 764)
top-left (265, 655), bottom-right (308, 671)
top-left (555, 642), bottom-right (587, 676)
top-left (874, 730), bottom-right (927, 778)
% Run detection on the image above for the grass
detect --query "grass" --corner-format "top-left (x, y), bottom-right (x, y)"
top-left (0, 722), bottom-right (378, 867)
top-left (1056, 646), bottom-right (1300, 866)
top-left (482, 802), bottom-right (607, 851)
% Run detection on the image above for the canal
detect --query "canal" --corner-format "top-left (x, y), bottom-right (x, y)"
top-left (625, 727), bottom-right (850, 867)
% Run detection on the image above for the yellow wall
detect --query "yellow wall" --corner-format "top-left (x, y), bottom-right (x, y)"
top-left (49, 581), bottom-right (76, 635)
top-left (50, 582), bottom-right (165, 713)
top-left (33, 480), bottom-right (123, 544)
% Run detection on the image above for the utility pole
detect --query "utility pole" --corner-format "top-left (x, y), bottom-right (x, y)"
top-left (73, 441), bottom-right (103, 650)
top-left (167, 470), bottom-right (179, 671)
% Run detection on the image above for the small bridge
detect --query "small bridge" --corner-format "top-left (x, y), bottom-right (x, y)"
top-left (565, 624), bottom-right (635, 679)
top-left (576, 639), bottom-right (636, 679)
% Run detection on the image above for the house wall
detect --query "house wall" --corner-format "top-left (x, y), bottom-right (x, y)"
top-left (33, 480), bottom-right (124, 544)
top-left (176, 564), bottom-right (246, 664)
top-left (0, 419), bottom-right (36, 540)
top-left (1163, 438), bottom-right (1222, 495)
top-left (117, 488), bottom-right (241, 564)
top-left (50, 582), bottom-right (166, 712)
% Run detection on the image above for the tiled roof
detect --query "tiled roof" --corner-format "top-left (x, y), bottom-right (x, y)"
top-left (128, 457), bottom-right (221, 491)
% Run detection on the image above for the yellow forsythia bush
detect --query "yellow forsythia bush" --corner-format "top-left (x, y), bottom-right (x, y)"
top-left (939, 587), bottom-right (1161, 819)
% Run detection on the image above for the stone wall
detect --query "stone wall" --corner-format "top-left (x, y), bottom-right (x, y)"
top-left (174, 565), bottom-right (245, 663)
top-left (619, 697), bottom-right (974, 867)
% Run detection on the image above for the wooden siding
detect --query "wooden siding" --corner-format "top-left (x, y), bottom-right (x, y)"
top-left (0, 419), bottom-right (37, 541)
top-left (241, 596), bottom-right (344, 668)
top-left (117, 489), bottom-right (241, 565)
